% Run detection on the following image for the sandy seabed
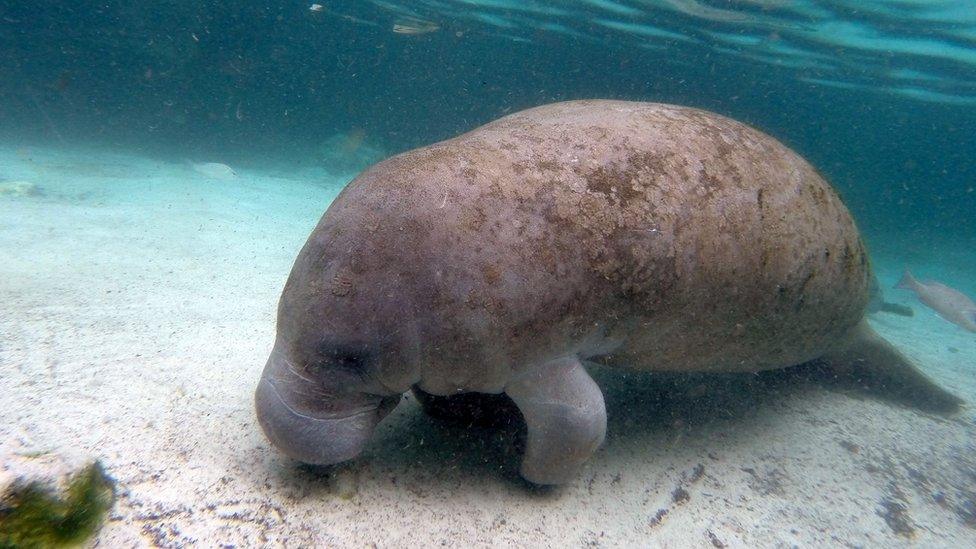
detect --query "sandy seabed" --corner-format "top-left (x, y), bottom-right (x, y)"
top-left (2, 145), bottom-right (975, 548)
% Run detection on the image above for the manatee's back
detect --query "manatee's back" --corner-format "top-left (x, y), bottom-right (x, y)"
top-left (356, 100), bottom-right (871, 383)
top-left (496, 100), bottom-right (871, 373)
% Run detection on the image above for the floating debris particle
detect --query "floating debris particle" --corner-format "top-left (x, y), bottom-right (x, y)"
top-left (332, 466), bottom-right (359, 500)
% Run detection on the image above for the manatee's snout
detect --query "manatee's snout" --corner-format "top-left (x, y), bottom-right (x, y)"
top-left (255, 358), bottom-right (400, 466)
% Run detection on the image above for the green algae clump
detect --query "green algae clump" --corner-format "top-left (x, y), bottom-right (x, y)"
top-left (0, 462), bottom-right (115, 548)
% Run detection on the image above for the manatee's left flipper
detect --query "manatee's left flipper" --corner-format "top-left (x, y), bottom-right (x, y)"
top-left (819, 320), bottom-right (963, 414)
top-left (505, 356), bottom-right (606, 485)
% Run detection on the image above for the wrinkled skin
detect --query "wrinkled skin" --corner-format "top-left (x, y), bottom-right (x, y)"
top-left (256, 100), bottom-right (960, 484)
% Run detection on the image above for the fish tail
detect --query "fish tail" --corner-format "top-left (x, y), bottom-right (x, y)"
top-left (894, 270), bottom-right (917, 290)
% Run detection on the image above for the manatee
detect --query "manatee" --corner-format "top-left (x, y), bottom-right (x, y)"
top-left (255, 100), bottom-right (962, 485)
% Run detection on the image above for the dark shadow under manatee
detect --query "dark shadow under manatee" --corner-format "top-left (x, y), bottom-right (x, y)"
top-left (789, 358), bottom-right (962, 415)
top-left (385, 359), bottom-right (962, 487)
top-left (414, 356), bottom-right (959, 430)
top-left (267, 359), bottom-right (962, 493)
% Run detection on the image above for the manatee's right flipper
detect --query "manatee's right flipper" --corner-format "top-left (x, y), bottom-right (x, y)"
top-left (818, 320), bottom-right (963, 414)
top-left (505, 356), bottom-right (606, 485)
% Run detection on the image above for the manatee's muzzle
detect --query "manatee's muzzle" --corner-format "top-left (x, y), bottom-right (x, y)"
top-left (255, 378), bottom-right (400, 465)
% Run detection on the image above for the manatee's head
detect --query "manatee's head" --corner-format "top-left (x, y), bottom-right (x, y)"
top-left (255, 182), bottom-right (422, 465)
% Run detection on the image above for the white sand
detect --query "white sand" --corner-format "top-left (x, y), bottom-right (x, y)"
top-left (1, 145), bottom-right (974, 547)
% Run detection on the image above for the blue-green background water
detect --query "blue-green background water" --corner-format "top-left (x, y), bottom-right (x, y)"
top-left (3, 0), bottom-right (975, 242)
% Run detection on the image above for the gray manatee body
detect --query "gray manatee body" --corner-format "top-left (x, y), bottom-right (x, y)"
top-left (255, 100), bottom-right (961, 484)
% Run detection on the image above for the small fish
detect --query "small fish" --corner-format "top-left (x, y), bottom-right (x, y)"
top-left (191, 162), bottom-right (238, 181)
top-left (895, 270), bottom-right (976, 332)
top-left (341, 127), bottom-right (366, 154)
top-left (0, 180), bottom-right (43, 197)
top-left (392, 17), bottom-right (440, 35)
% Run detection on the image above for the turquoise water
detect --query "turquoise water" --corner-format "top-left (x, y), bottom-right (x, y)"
top-left (3, 1), bottom-right (975, 241)
top-left (2, 1), bottom-right (975, 546)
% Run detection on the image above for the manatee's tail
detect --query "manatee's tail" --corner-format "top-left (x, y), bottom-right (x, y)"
top-left (817, 320), bottom-right (962, 414)
top-left (894, 270), bottom-right (918, 291)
